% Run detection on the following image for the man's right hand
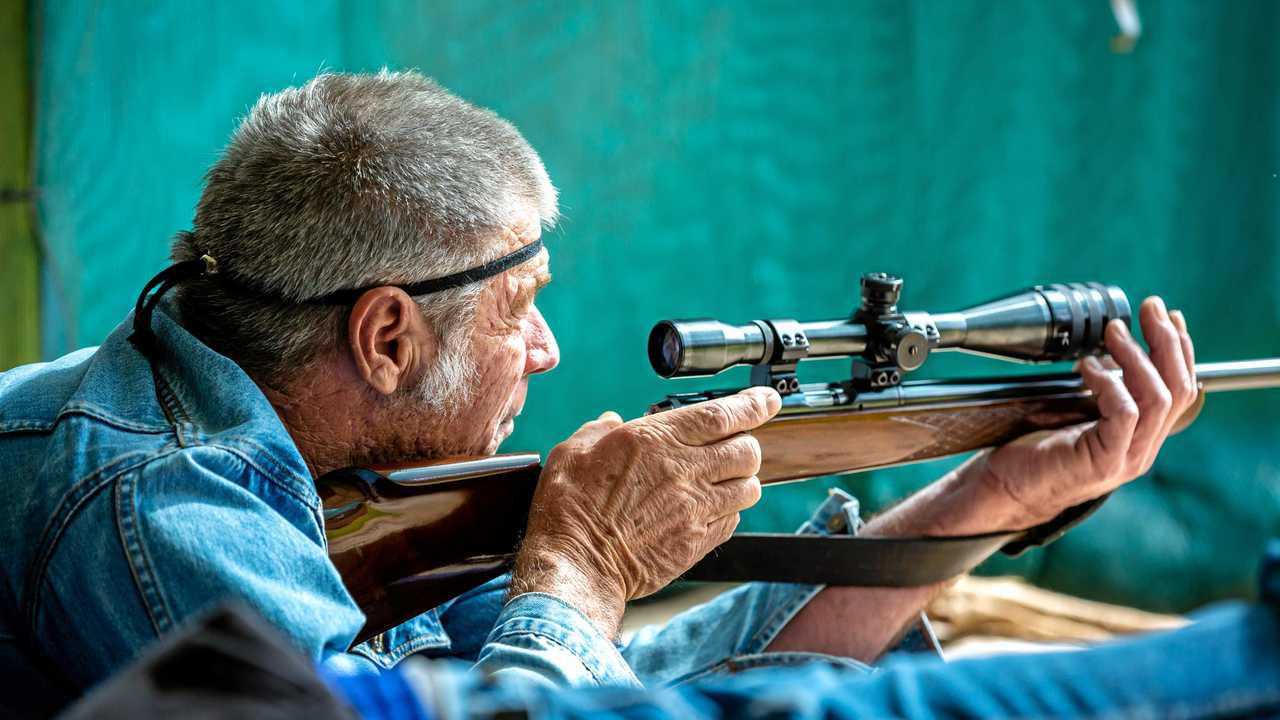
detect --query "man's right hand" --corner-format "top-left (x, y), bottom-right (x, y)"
top-left (510, 386), bottom-right (782, 637)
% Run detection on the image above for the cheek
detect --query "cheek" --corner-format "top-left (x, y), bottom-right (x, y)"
top-left (472, 337), bottom-right (527, 403)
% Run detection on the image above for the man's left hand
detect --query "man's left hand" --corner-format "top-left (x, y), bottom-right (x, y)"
top-left (964, 295), bottom-right (1198, 530)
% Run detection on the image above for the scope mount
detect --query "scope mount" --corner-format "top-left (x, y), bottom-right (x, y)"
top-left (751, 272), bottom-right (933, 397)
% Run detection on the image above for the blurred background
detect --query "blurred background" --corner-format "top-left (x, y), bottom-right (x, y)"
top-left (2, 1), bottom-right (1277, 613)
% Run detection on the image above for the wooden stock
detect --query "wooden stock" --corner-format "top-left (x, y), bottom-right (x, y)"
top-left (755, 395), bottom-right (1101, 484)
top-left (321, 459), bottom-right (540, 644)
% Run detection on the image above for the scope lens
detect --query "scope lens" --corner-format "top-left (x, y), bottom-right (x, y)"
top-left (647, 322), bottom-right (683, 377)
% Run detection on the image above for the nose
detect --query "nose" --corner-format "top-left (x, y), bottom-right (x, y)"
top-left (524, 304), bottom-right (560, 375)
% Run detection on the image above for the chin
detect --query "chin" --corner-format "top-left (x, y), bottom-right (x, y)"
top-left (487, 420), bottom-right (516, 455)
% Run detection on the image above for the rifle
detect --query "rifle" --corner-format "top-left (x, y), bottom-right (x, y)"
top-left (321, 276), bottom-right (1280, 644)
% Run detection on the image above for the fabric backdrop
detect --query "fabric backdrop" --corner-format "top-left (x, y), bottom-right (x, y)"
top-left (28, 0), bottom-right (1280, 612)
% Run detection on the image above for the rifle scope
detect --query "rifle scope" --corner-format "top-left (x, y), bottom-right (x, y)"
top-left (649, 276), bottom-right (1130, 383)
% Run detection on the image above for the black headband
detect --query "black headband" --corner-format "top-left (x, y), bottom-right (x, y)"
top-left (129, 238), bottom-right (545, 357)
top-left (303, 238), bottom-right (544, 305)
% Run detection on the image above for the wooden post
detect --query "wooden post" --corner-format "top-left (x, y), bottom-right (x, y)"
top-left (0, 0), bottom-right (39, 370)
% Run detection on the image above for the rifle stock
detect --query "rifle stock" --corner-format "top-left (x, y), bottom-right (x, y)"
top-left (321, 359), bottom-right (1280, 644)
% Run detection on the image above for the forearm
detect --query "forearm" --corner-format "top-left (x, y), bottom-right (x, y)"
top-left (768, 454), bottom-right (1022, 661)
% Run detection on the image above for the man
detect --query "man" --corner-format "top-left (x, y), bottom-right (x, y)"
top-left (0, 71), bottom-right (1197, 715)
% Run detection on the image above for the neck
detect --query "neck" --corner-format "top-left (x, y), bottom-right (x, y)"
top-left (257, 368), bottom-right (367, 478)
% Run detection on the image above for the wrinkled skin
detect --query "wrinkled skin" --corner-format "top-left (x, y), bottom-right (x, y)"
top-left (512, 388), bottom-right (778, 632)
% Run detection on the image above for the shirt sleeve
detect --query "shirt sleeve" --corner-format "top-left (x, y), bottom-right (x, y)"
top-left (36, 446), bottom-right (379, 686)
top-left (473, 592), bottom-right (641, 688)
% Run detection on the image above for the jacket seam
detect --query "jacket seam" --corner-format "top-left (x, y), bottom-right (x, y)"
top-left (114, 468), bottom-right (174, 636)
top-left (203, 442), bottom-right (320, 514)
top-left (350, 631), bottom-right (452, 668)
top-left (21, 449), bottom-right (184, 638)
top-left (0, 404), bottom-right (173, 436)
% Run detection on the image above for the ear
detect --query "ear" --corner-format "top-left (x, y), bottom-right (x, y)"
top-left (347, 287), bottom-right (435, 395)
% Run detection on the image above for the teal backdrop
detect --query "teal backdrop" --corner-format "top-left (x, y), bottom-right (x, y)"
top-left (29, 1), bottom-right (1280, 612)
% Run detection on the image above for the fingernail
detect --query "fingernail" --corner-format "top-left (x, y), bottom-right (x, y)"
top-left (1171, 309), bottom-right (1187, 329)
top-left (1081, 355), bottom-right (1102, 372)
top-left (1109, 319), bottom-right (1130, 339)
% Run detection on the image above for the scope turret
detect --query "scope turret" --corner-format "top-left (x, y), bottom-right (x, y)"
top-left (648, 280), bottom-right (1130, 382)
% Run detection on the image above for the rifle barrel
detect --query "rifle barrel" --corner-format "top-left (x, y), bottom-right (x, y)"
top-left (1196, 359), bottom-right (1280, 392)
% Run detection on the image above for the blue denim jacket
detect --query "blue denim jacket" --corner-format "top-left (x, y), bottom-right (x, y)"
top-left (0, 303), bottom-right (927, 714)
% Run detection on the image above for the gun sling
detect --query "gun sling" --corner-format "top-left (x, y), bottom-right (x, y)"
top-left (682, 496), bottom-right (1107, 586)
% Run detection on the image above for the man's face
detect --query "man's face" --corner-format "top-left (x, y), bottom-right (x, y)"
top-left (441, 222), bottom-right (559, 455)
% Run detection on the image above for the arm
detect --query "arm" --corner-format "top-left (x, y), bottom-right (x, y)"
top-left (768, 299), bottom-right (1199, 660)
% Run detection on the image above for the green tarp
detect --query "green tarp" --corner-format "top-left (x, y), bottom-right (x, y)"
top-left (28, 1), bottom-right (1280, 612)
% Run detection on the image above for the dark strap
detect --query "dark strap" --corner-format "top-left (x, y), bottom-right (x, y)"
top-left (302, 238), bottom-right (544, 305)
top-left (129, 256), bottom-right (217, 357)
top-left (683, 495), bottom-right (1108, 586)
top-left (127, 239), bottom-right (545, 359)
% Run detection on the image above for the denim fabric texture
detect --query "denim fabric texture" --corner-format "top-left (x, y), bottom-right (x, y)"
top-left (0, 301), bottom-right (932, 715)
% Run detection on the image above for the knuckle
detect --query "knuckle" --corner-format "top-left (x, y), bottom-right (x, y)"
top-left (700, 402), bottom-right (736, 436)
top-left (1175, 377), bottom-right (1196, 406)
top-left (675, 489), bottom-right (706, 519)
top-left (1115, 397), bottom-right (1140, 425)
top-left (1148, 386), bottom-right (1173, 413)
top-left (620, 423), bottom-right (663, 451)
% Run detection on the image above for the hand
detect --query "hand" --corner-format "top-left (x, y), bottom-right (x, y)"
top-left (966, 296), bottom-right (1198, 529)
top-left (510, 386), bottom-right (782, 636)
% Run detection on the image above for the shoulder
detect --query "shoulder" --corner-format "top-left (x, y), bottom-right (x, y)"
top-left (124, 444), bottom-right (322, 542)
top-left (31, 444), bottom-right (363, 684)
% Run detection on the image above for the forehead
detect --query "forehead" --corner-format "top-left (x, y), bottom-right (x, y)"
top-left (512, 247), bottom-right (551, 291)
top-left (490, 219), bottom-right (550, 289)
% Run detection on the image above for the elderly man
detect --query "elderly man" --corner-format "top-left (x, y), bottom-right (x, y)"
top-left (0, 71), bottom-right (1198, 715)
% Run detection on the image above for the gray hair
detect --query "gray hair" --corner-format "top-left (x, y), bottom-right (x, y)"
top-left (172, 70), bottom-right (557, 407)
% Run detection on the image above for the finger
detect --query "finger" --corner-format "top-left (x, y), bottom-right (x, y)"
top-left (1105, 319), bottom-right (1171, 470)
top-left (692, 433), bottom-right (763, 482)
top-left (707, 475), bottom-right (763, 514)
top-left (639, 386), bottom-right (781, 446)
top-left (1169, 310), bottom-right (1197, 381)
top-left (702, 513), bottom-right (741, 555)
top-left (1139, 297), bottom-right (1196, 436)
top-left (1077, 354), bottom-right (1138, 475)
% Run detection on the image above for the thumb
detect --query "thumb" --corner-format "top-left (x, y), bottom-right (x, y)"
top-left (563, 410), bottom-right (624, 448)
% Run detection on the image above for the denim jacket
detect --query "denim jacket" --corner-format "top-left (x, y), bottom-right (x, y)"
top-left (0, 302), bottom-right (931, 715)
